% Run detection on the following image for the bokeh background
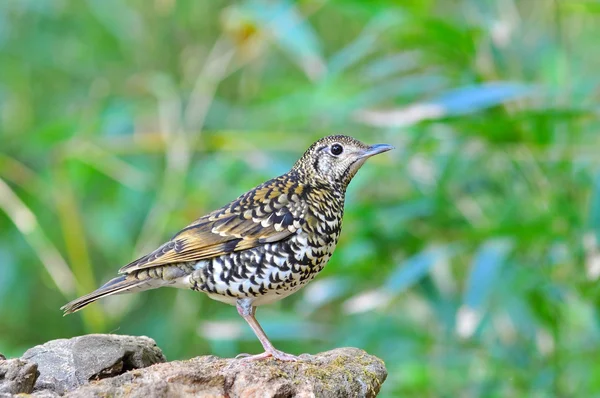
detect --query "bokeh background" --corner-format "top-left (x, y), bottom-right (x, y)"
top-left (1, 0), bottom-right (599, 396)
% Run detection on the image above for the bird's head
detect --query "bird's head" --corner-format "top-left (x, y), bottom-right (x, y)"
top-left (293, 135), bottom-right (394, 190)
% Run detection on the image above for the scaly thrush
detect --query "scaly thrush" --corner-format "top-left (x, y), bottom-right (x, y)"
top-left (62, 135), bottom-right (393, 361)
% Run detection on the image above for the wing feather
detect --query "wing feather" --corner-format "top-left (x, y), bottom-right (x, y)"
top-left (119, 177), bottom-right (306, 274)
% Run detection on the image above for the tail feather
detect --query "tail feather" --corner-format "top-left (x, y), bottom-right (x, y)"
top-left (61, 275), bottom-right (146, 315)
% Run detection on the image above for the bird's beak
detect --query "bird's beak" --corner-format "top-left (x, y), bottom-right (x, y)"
top-left (360, 143), bottom-right (395, 158)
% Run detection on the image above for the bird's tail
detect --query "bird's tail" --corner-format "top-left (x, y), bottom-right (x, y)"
top-left (61, 275), bottom-right (146, 315)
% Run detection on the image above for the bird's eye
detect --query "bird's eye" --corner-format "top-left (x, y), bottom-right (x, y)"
top-left (330, 144), bottom-right (343, 156)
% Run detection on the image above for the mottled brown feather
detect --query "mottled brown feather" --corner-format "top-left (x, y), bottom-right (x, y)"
top-left (118, 177), bottom-right (308, 274)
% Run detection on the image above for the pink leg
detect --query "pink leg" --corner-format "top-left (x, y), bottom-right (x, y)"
top-left (236, 299), bottom-right (298, 362)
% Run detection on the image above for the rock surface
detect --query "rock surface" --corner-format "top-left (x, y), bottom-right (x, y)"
top-left (21, 334), bottom-right (166, 395)
top-left (1, 335), bottom-right (387, 397)
top-left (0, 358), bottom-right (38, 395)
top-left (65, 347), bottom-right (386, 398)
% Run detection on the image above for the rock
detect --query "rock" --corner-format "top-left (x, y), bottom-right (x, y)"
top-left (21, 334), bottom-right (166, 395)
top-left (9, 334), bottom-right (387, 397)
top-left (0, 358), bottom-right (38, 395)
top-left (65, 347), bottom-right (387, 398)
top-left (30, 391), bottom-right (61, 398)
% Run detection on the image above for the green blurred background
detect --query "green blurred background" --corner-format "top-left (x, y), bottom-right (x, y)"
top-left (1, 0), bottom-right (599, 396)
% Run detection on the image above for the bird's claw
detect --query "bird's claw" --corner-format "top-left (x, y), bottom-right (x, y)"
top-left (270, 349), bottom-right (299, 362)
top-left (235, 352), bottom-right (252, 359)
top-left (236, 349), bottom-right (299, 362)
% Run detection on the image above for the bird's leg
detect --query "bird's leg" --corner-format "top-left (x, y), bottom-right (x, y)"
top-left (235, 299), bottom-right (298, 362)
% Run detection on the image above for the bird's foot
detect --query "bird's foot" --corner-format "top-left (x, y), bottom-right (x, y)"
top-left (236, 349), bottom-right (299, 362)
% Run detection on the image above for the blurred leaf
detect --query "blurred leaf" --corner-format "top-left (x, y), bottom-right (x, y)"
top-left (86, 0), bottom-right (145, 45)
top-left (327, 12), bottom-right (403, 76)
top-left (0, 178), bottom-right (76, 297)
top-left (244, 0), bottom-right (325, 79)
top-left (352, 74), bottom-right (448, 109)
top-left (561, 1), bottom-right (600, 14)
top-left (463, 239), bottom-right (513, 310)
top-left (359, 51), bottom-right (421, 83)
top-left (100, 100), bottom-right (135, 136)
top-left (376, 200), bottom-right (435, 234)
top-left (356, 82), bottom-right (533, 127)
top-left (0, 247), bottom-right (15, 303)
top-left (589, 172), bottom-right (600, 242)
top-left (432, 83), bottom-right (534, 115)
top-left (384, 246), bottom-right (453, 294)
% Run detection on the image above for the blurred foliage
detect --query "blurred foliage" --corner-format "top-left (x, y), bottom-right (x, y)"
top-left (1, 0), bottom-right (599, 396)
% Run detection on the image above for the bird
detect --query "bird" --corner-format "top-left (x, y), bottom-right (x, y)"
top-left (62, 135), bottom-right (393, 361)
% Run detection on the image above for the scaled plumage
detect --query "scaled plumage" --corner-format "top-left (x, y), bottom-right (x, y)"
top-left (62, 135), bottom-right (393, 361)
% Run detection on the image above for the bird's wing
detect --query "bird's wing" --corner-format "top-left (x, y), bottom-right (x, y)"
top-left (118, 177), bottom-right (308, 274)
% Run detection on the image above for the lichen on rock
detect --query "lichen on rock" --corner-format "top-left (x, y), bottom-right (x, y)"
top-left (65, 347), bottom-right (387, 398)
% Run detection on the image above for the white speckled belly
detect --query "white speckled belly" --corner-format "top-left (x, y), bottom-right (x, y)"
top-left (179, 229), bottom-right (337, 306)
